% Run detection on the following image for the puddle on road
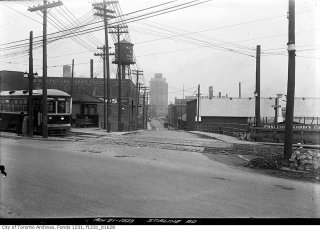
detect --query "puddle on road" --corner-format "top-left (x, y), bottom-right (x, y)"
top-left (274, 185), bottom-right (295, 190)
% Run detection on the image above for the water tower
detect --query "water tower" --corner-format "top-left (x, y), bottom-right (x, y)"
top-left (113, 39), bottom-right (136, 79)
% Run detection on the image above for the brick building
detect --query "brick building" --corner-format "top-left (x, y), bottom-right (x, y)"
top-left (0, 70), bottom-right (142, 131)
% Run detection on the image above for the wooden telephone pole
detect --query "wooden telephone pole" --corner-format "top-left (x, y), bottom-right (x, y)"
top-left (197, 84), bottom-right (200, 124)
top-left (255, 45), bottom-right (261, 128)
top-left (284, 0), bottom-right (296, 161)
top-left (109, 25), bottom-right (128, 131)
top-left (132, 70), bottom-right (143, 129)
top-left (28, 31), bottom-right (34, 137)
top-left (28, 0), bottom-right (63, 138)
top-left (94, 46), bottom-right (107, 129)
top-left (93, 0), bottom-right (117, 132)
top-left (140, 86), bottom-right (149, 129)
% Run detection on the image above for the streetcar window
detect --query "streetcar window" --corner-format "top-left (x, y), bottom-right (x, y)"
top-left (58, 101), bottom-right (66, 113)
top-left (48, 101), bottom-right (55, 113)
top-left (66, 101), bottom-right (70, 113)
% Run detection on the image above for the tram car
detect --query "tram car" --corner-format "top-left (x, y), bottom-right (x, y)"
top-left (0, 89), bottom-right (72, 135)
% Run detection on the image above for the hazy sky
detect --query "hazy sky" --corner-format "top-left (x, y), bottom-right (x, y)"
top-left (1, 0), bottom-right (319, 103)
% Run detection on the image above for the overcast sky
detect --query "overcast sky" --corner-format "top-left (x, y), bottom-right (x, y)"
top-left (1, 0), bottom-right (319, 103)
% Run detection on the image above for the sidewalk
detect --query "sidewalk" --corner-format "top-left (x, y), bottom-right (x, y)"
top-left (190, 130), bottom-right (320, 149)
top-left (189, 131), bottom-right (257, 145)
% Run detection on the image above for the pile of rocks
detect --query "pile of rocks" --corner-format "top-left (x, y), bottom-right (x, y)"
top-left (289, 150), bottom-right (320, 172)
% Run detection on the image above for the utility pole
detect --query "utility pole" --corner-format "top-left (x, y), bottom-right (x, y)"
top-left (28, 31), bottom-right (34, 137)
top-left (140, 86), bottom-right (149, 129)
top-left (70, 59), bottom-right (74, 126)
top-left (93, 0), bottom-right (116, 132)
top-left (29, 0), bottom-right (63, 138)
top-left (109, 25), bottom-right (128, 131)
top-left (182, 84), bottom-right (184, 100)
top-left (255, 45), bottom-right (261, 128)
top-left (132, 70), bottom-right (143, 129)
top-left (197, 84), bottom-right (200, 124)
top-left (138, 83), bottom-right (141, 128)
top-left (284, 0), bottom-right (296, 161)
top-left (71, 59), bottom-right (74, 98)
top-left (146, 92), bottom-right (149, 129)
top-left (142, 88), bottom-right (146, 129)
top-left (94, 46), bottom-right (107, 129)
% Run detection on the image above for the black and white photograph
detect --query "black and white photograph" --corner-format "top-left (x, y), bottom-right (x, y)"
top-left (0, 0), bottom-right (320, 225)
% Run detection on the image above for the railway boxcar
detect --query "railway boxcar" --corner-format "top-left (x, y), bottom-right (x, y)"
top-left (0, 89), bottom-right (72, 135)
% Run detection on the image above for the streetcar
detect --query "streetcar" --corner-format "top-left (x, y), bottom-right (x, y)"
top-left (0, 89), bottom-right (72, 135)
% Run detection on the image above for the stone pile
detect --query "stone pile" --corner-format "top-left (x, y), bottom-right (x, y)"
top-left (289, 150), bottom-right (320, 172)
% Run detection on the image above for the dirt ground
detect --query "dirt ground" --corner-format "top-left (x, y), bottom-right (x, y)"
top-left (203, 143), bottom-right (320, 184)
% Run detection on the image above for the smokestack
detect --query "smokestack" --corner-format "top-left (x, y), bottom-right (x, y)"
top-left (209, 86), bottom-right (213, 99)
top-left (239, 82), bottom-right (241, 98)
top-left (90, 59), bottom-right (93, 78)
top-left (219, 92), bottom-right (221, 98)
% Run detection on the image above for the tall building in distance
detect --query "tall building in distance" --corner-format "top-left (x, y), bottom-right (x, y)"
top-left (149, 73), bottom-right (168, 117)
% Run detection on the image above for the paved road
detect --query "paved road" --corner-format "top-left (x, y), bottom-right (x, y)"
top-left (1, 130), bottom-right (320, 218)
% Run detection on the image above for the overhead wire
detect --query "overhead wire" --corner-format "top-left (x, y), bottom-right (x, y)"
top-left (1, 1), bottom-right (318, 64)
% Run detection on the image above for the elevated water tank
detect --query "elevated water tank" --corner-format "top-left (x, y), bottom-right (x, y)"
top-left (113, 39), bottom-right (135, 65)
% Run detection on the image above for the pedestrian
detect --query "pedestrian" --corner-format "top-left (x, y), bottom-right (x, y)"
top-left (17, 112), bottom-right (24, 136)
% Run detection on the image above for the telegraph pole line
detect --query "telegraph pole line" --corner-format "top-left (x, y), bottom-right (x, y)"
top-left (255, 45), bottom-right (261, 128)
top-left (284, 0), bottom-right (296, 161)
top-left (93, 0), bottom-right (117, 132)
top-left (109, 25), bottom-right (128, 131)
top-left (71, 59), bottom-right (74, 98)
top-left (197, 84), bottom-right (200, 124)
top-left (132, 70), bottom-right (143, 129)
top-left (28, 31), bottom-right (34, 138)
top-left (146, 92), bottom-right (149, 129)
top-left (70, 59), bottom-right (74, 126)
top-left (138, 82), bottom-right (141, 128)
top-left (183, 84), bottom-right (184, 100)
top-left (94, 46), bottom-right (107, 129)
top-left (28, 0), bottom-right (63, 138)
top-left (140, 86), bottom-right (149, 129)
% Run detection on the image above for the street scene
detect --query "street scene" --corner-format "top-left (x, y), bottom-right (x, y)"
top-left (0, 120), bottom-right (319, 218)
top-left (0, 0), bottom-right (320, 222)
